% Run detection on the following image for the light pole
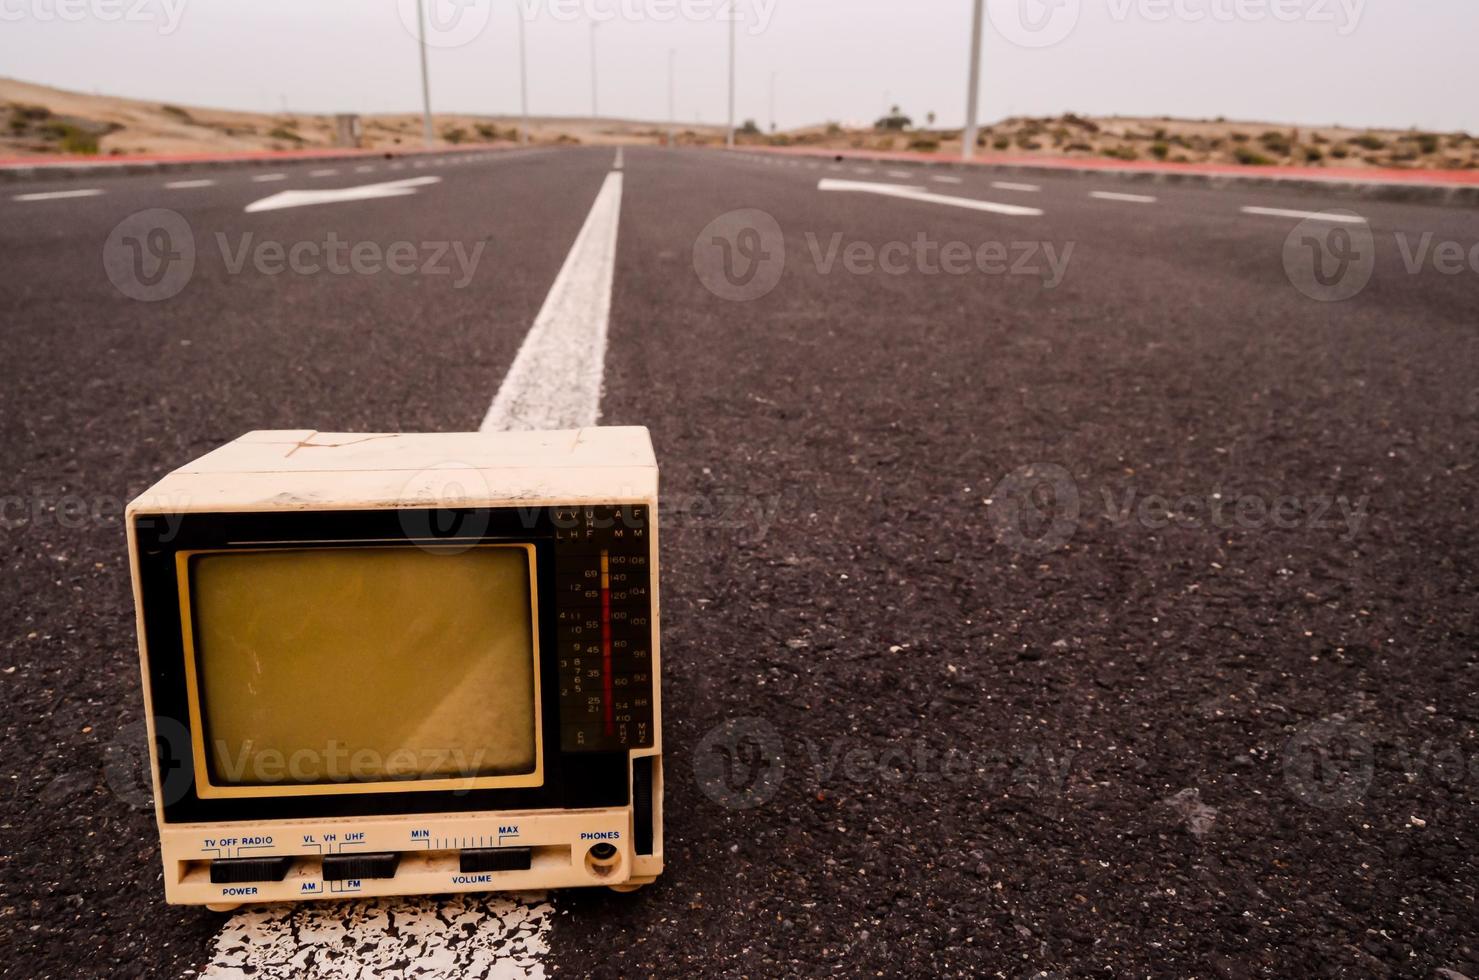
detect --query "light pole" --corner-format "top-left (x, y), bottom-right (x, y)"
top-left (667, 49), bottom-right (676, 147)
top-left (590, 21), bottom-right (600, 119)
top-left (416, 0), bottom-right (434, 147)
top-left (769, 70), bottom-right (776, 133)
top-left (963, 0), bottom-right (984, 160)
top-left (517, 6), bottom-right (529, 143)
top-left (725, 2), bottom-right (735, 148)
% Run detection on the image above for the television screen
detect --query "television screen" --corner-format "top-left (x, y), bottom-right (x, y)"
top-left (182, 545), bottom-right (540, 795)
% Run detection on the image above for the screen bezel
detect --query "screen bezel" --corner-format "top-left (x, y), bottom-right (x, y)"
top-left (176, 543), bottom-right (545, 799)
top-left (134, 506), bottom-right (630, 824)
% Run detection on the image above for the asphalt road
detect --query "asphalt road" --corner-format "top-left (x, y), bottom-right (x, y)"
top-left (2, 145), bottom-right (1476, 978)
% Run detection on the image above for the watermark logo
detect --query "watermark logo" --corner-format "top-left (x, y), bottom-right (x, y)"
top-left (694, 716), bottom-right (785, 809)
top-left (397, 0), bottom-right (493, 48)
top-left (693, 208), bottom-right (786, 301)
top-left (1281, 212), bottom-right (1375, 302)
top-left (103, 715), bottom-right (195, 808)
top-left (804, 233), bottom-right (1074, 288)
top-left (397, 462), bottom-right (494, 552)
top-left (1282, 718), bottom-right (1375, 808)
top-left (988, 463), bottom-right (1081, 555)
top-left (516, 0), bottom-right (778, 35)
top-left (103, 208), bottom-right (195, 302)
top-left (0, 0), bottom-right (187, 34)
top-left (986, 0), bottom-right (1082, 48)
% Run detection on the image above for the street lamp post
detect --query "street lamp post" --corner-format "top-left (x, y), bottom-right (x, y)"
top-left (590, 21), bottom-right (600, 119)
top-left (667, 49), bottom-right (677, 147)
top-left (726, 4), bottom-right (735, 148)
top-left (416, 0), bottom-right (434, 147)
top-left (517, 7), bottom-right (529, 143)
top-left (963, 0), bottom-right (984, 160)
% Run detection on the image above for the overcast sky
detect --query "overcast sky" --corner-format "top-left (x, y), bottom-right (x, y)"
top-left (1, 0), bottom-right (1474, 132)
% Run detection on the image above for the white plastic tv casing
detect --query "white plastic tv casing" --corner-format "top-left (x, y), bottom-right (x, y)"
top-left (125, 427), bottom-right (662, 909)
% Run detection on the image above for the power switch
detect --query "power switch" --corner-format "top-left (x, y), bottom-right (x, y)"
top-left (209, 856), bottom-right (294, 884)
top-left (460, 847), bottom-right (533, 873)
top-left (322, 852), bottom-right (400, 881)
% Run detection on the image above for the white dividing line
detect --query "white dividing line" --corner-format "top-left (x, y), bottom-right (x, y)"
top-left (12, 187), bottom-right (103, 201)
top-left (251, 172), bottom-right (287, 182)
top-left (885, 169), bottom-right (913, 179)
top-left (1241, 205), bottom-right (1367, 224)
top-left (614, 146), bottom-right (624, 170)
top-left (481, 169), bottom-right (624, 431)
top-left (354, 164), bottom-right (375, 173)
top-left (198, 894), bottom-right (555, 980)
top-left (1091, 190), bottom-right (1157, 204)
top-left (193, 166), bottom-right (625, 980)
top-left (817, 177), bottom-right (1044, 217)
top-left (991, 180), bottom-right (1040, 192)
top-left (164, 178), bottom-right (216, 189)
top-left (932, 175), bottom-right (964, 184)
top-left (244, 175), bottom-right (441, 213)
top-left (309, 168), bottom-right (339, 177)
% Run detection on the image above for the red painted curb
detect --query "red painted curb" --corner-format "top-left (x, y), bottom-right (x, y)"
top-left (0, 142), bottom-right (525, 169)
top-left (737, 144), bottom-right (1479, 188)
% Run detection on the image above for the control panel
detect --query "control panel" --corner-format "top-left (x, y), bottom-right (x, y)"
top-left (554, 504), bottom-right (655, 752)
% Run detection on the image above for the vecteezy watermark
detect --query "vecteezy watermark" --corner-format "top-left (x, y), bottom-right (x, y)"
top-left (1283, 219), bottom-right (1479, 302)
top-left (1283, 716), bottom-right (1479, 810)
top-left (987, 463), bottom-right (1370, 554)
top-left (103, 209), bottom-right (488, 301)
top-left (0, 0), bottom-right (187, 34)
top-left (398, 0), bottom-right (777, 47)
top-left (694, 208), bottom-right (1074, 300)
top-left (694, 717), bottom-right (786, 809)
top-left (805, 232), bottom-right (1074, 288)
top-left (103, 208), bottom-right (196, 302)
top-left (1281, 212), bottom-right (1375, 302)
top-left (521, 0), bottom-right (778, 33)
top-left (987, 0), bottom-right (1363, 48)
top-left (692, 715), bottom-right (1076, 809)
top-left (693, 208), bottom-right (787, 301)
top-left (215, 232), bottom-right (485, 288)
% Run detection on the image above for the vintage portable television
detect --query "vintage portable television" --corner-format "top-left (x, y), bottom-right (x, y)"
top-left (125, 427), bottom-right (661, 909)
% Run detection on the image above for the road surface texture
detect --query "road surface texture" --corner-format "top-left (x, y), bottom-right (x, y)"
top-left (1, 146), bottom-right (1475, 978)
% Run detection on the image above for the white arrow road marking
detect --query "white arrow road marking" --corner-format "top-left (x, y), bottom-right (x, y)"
top-left (197, 893), bottom-right (555, 979)
top-left (1241, 205), bottom-right (1367, 223)
top-left (818, 178), bottom-right (1044, 217)
top-left (481, 168), bottom-right (623, 430)
top-left (244, 176), bottom-right (441, 213)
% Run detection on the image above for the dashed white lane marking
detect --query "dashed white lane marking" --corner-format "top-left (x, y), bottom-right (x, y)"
top-left (354, 164), bottom-right (375, 173)
top-left (251, 173), bottom-right (287, 182)
top-left (853, 166), bottom-right (874, 175)
top-left (197, 893), bottom-right (555, 979)
top-left (932, 175), bottom-right (964, 184)
top-left (12, 187), bottom-right (103, 201)
top-left (481, 167), bottom-right (623, 431)
top-left (309, 168), bottom-right (339, 177)
top-left (991, 180), bottom-right (1039, 192)
top-left (165, 178), bottom-right (216, 189)
top-left (818, 177), bottom-right (1044, 217)
top-left (885, 169), bottom-right (913, 179)
top-left (1091, 190), bottom-right (1157, 203)
top-left (1241, 205), bottom-right (1367, 223)
top-left (613, 146), bottom-right (624, 170)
